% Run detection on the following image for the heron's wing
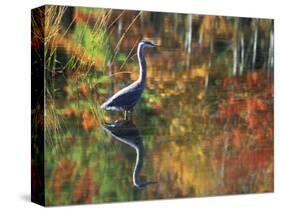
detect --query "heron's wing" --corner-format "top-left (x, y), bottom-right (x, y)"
top-left (109, 88), bottom-right (142, 108)
top-left (102, 84), bottom-right (143, 109)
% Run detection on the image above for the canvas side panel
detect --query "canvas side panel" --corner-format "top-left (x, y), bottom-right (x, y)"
top-left (31, 5), bottom-right (45, 206)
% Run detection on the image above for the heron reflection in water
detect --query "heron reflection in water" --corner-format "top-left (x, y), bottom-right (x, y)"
top-left (101, 120), bottom-right (157, 188)
top-left (101, 40), bottom-right (159, 120)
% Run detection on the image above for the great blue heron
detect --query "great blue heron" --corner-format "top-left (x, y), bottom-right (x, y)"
top-left (101, 120), bottom-right (157, 188)
top-left (101, 40), bottom-right (159, 120)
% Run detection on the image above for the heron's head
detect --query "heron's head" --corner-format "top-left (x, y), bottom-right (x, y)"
top-left (140, 40), bottom-right (159, 48)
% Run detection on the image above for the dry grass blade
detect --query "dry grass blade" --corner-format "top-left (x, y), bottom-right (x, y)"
top-left (111, 11), bottom-right (142, 62)
top-left (119, 39), bottom-right (139, 71)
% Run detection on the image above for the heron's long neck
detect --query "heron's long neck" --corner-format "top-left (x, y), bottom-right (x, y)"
top-left (137, 45), bottom-right (146, 84)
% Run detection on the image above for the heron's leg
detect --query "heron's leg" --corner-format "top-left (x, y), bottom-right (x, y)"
top-left (124, 110), bottom-right (128, 120)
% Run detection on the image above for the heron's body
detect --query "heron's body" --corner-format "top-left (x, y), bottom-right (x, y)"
top-left (101, 40), bottom-right (157, 118)
top-left (100, 80), bottom-right (144, 111)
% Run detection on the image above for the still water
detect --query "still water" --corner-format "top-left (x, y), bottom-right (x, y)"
top-left (44, 7), bottom-right (273, 205)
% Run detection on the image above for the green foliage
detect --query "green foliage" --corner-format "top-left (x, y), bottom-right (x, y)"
top-left (73, 22), bottom-right (111, 66)
top-left (142, 89), bottom-right (161, 108)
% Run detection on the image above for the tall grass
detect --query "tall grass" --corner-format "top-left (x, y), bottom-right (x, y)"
top-left (32, 6), bottom-right (128, 149)
top-left (32, 6), bottom-right (66, 149)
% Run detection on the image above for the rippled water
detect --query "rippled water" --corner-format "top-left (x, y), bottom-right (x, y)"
top-left (41, 7), bottom-right (274, 205)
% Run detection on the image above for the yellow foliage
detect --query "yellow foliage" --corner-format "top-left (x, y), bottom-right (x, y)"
top-left (190, 65), bottom-right (208, 79)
